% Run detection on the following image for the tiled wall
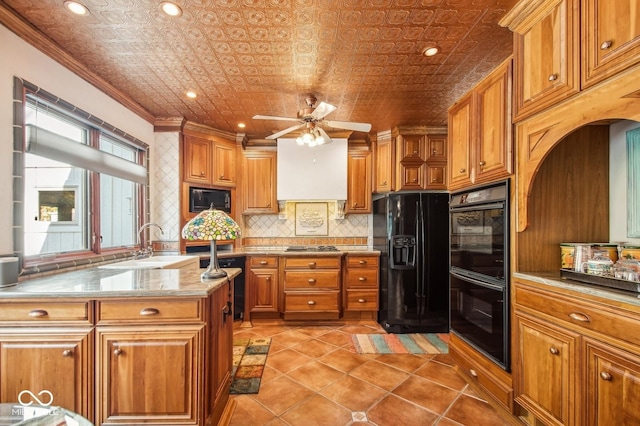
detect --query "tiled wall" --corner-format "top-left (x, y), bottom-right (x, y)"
top-left (150, 132), bottom-right (180, 246)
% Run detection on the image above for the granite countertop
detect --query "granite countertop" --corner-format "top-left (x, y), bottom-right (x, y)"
top-left (0, 267), bottom-right (241, 299)
top-left (216, 246), bottom-right (381, 257)
top-left (514, 271), bottom-right (640, 307)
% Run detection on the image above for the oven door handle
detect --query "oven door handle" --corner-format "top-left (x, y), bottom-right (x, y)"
top-left (450, 270), bottom-right (505, 292)
top-left (450, 202), bottom-right (504, 213)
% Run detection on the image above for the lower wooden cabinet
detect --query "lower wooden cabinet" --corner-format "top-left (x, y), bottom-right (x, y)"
top-left (283, 256), bottom-right (341, 320)
top-left (343, 254), bottom-right (379, 320)
top-left (247, 256), bottom-right (279, 317)
top-left (0, 328), bottom-right (93, 418)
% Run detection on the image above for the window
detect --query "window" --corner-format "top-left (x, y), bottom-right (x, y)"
top-left (21, 91), bottom-right (148, 265)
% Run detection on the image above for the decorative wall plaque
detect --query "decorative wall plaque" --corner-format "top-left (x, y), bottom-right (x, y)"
top-left (295, 202), bottom-right (328, 236)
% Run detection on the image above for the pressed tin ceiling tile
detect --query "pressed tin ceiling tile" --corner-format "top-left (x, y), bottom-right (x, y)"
top-left (1, 0), bottom-right (517, 138)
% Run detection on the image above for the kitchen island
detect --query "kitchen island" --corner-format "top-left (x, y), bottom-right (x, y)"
top-left (0, 266), bottom-right (241, 426)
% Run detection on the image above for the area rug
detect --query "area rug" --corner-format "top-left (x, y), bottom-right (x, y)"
top-left (230, 337), bottom-right (271, 394)
top-left (351, 333), bottom-right (449, 354)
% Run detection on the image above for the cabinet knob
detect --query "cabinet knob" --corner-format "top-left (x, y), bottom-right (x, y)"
top-left (28, 309), bottom-right (49, 318)
top-left (260, 261), bottom-right (268, 265)
top-left (549, 347), bottom-right (560, 355)
top-left (200, 171), bottom-right (205, 176)
top-left (62, 349), bottom-right (73, 357)
top-left (412, 178), bottom-right (417, 182)
top-left (139, 307), bottom-right (160, 316)
top-left (308, 278), bottom-right (317, 284)
top-left (479, 161), bottom-right (486, 166)
top-left (113, 348), bottom-right (123, 357)
top-left (469, 369), bottom-right (478, 377)
top-left (459, 168), bottom-right (466, 174)
top-left (266, 276), bottom-right (271, 281)
top-left (359, 260), bottom-right (367, 265)
top-left (358, 277), bottom-right (367, 281)
top-left (381, 180), bottom-right (387, 185)
top-left (220, 175), bottom-right (225, 179)
top-left (432, 149), bottom-right (437, 154)
top-left (599, 371), bottom-right (612, 381)
top-left (413, 150), bottom-right (419, 155)
top-left (358, 298), bottom-right (366, 303)
top-left (548, 73), bottom-right (558, 81)
top-left (307, 300), bottom-right (316, 305)
top-left (569, 312), bottom-right (591, 323)
top-left (308, 262), bottom-right (316, 268)
top-left (600, 40), bottom-right (613, 50)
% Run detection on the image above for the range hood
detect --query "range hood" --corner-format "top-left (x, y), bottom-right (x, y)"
top-left (276, 137), bottom-right (347, 201)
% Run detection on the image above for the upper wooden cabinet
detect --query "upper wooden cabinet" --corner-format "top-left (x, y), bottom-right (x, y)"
top-left (241, 149), bottom-right (277, 215)
top-left (346, 148), bottom-right (372, 214)
top-left (581, 0), bottom-right (640, 88)
top-left (447, 58), bottom-right (513, 191)
top-left (374, 133), bottom-right (394, 193)
top-left (183, 133), bottom-right (236, 188)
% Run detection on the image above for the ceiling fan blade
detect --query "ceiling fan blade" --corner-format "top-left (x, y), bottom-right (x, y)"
top-left (266, 123), bottom-right (305, 139)
top-left (253, 114), bottom-right (300, 122)
top-left (310, 102), bottom-right (337, 120)
top-left (324, 120), bottom-right (372, 132)
top-left (316, 127), bottom-right (333, 145)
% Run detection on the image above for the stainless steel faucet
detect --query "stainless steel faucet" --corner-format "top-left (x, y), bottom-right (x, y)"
top-left (135, 223), bottom-right (164, 258)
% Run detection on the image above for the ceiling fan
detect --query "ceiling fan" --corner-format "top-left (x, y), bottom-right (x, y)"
top-left (253, 96), bottom-right (372, 145)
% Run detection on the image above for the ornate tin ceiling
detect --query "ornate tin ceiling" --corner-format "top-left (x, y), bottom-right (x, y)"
top-left (0, 0), bottom-right (516, 139)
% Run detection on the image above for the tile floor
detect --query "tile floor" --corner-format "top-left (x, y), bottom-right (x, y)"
top-left (229, 322), bottom-right (517, 426)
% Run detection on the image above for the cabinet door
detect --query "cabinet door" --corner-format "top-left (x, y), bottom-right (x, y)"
top-left (346, 149), bottom-right (371, 214)
top-left (475, 59), bottom-right (513, 184)
top-left (425, 134), bottom-right (447, 162)
top-left (242, 150), bottom-right (277, 214)
top-left (0, 329), bottom-right (92, 419)
top-left (585, 338), bottom-right (640, 426)
top-left (248, 268), bottom-right (279, 313)
top-left (582, 0), bottom-right (640, 88)
top-left (96, 326), bottom-right (202, 425)
top-left (513, 0), bottom-right (579, 121)
top-left (447, 93), bottom-right (473, 190)
top-left (397, 162), bottom-right (424, 190)
top-left (213, 141), bottom-right (236, 187)
top-left (397, 134), bottom-right (425, 161)
top-left (210, 280), bottom-right (233, 420)
top-left (375, 137), bottom-right (393, 192)
top-left (515, 313), bottom-right (579, 426)
top-left (425, 163), bottom-right (447, 189)
top-left (183, 135), bottom-right (212, 184)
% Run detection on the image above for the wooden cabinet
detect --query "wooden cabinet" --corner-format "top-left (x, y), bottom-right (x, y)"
top-left (246, 256), bottom-right (279, 317)
top-left (374, 132), bottom-right (394, 193)
top-left (396, 132), bottom-right (448, 191)
top-left (447, 58), bottom-right (513, 191)
top-left (0, 300), bottom-right (93, 419)
top-left (343, 254), bottom-right (379, 321)
top-left (208, 278), bottom-right (234, 423)
top-left (346, 148), bottom-right (372, 214)
top-left (183, 133), bottom-right (236, 187)
top-left (241, 150), bottom-right (277, 214)
top-left (513, 277), bottom-right (640, 425)
top-left (582, 0), bottom-right (640, 88)
top-left (282, 256), bottom-right (341, 320)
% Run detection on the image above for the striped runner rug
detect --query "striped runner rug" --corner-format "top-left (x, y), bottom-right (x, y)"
top-left (351, 333), bottom-right (449, 354)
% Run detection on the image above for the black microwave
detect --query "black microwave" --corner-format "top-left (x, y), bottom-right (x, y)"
top-left (189, 187), bottom-right (231, 213)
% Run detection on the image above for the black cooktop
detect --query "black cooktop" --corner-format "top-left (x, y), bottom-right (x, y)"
top-left (285, 245), bottom-right (339, 252)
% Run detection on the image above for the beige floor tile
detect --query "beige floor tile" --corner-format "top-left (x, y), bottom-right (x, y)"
top-left (279, 394), bottom-right (352, 426)
top-left (267, 348), bottom-right (312, 374)
top-left (366, 394), bottom-right (440, 426)
top-left (251, 375), bottom-right (315, 416)
top-left (414, 360), bottom-right (469, 391)
top-left (349, 359), bottom-right (411, 391)
top-left (291, 338), bottom-right (339, 358)
top-left (319, 375), bottom-right (386, 412)
top-left (318, 347), bottom-right (371, 373)
top-left (392, 375), bottom-right (460, 415)
top-left (443, 394), bottom-right (512, 426)
top-left (286, 360), bottom-right (345, 391)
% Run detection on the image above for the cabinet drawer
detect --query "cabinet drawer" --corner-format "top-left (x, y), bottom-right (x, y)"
top-left (346, 255), bottom-right (379, 268)
top-left (284, 292), bottom-right (339, 312)
top-left (97, 299), bottom-right (203, 324)
top-left (284, 271), bottom-right (339, 289)
top-left (249, 256), bottom-right (278, 268)
top-left (515, 284), bottom-right (640, 348)
top-left (0, 301), bottom-right (91, 324)
top-left (345, 289), bottom-right (378, 311)
top-left (284, 257), bottom-right (341, 269)
top-left (346, 269), bottom-right (379, 288)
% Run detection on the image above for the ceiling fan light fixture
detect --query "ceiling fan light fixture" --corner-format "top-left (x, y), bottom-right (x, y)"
top-left (422, 44), bottom-right (440, 57)
top-left (161, 2), bottom-right (183, 17)
top-left (64, 1), bottom-right (90, 15)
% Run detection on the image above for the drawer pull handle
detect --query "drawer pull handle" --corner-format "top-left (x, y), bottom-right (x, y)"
top-left (113, 348), bottom-right (123, 357)
top-left (308, 262), bottom-right (316, 268)
top-left (260, 261), bottom-right (268, 265)
top-left (600, 371), bottom-right (612, 381)
top-left (308, 278), bottom-right (317, 284)
top-left (469, 369), bottom-right (478, 378)
top-left (600, 40), bottom-right (613, 50)
top-left (359, 277), bottom-right (367, 281)
top-left (359, 260), bottom-right (367, 265)
top-left (307, 300), bottom-right (316, 305)
top-left (28, 310), bottom-right (49, 318)
top-left (140, 308), bottom-right (160, 316)
top-left (479, 161), bottom-right (485, 166)
top-left (569, 312), bottom-right (590, 323)
top-left (548, 73), bottom-right (558, 81)
top-left (459, 168), bottom-right (466, 174)
top-left (62, 350), bottom-right (73, 357)
top-left (549, 347), bottom-right (560, 355)
top-left (358, 298), bottom-right (366, 303)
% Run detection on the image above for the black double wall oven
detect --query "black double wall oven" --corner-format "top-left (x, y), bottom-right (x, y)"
top-left (449, 180), bottom-right (510, 371)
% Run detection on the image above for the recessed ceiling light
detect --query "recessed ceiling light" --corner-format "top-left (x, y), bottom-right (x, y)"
top-left (422, 45), bottom-right (440, 57)
top-left (161, 2), bottom-right (183, 17)
top-left (64, 1), bottom-right (90, 15)
top-left (186, 91), bottom-right (197, 99)
top-left (238, 123), bottom-right (246, 129)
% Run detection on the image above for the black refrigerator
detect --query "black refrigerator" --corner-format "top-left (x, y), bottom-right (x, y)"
top-left (373, 192), bottom-right (450, 333)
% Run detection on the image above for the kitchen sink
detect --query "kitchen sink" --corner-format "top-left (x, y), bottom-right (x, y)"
top-left (98, 255), bottom-right (199, 270)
